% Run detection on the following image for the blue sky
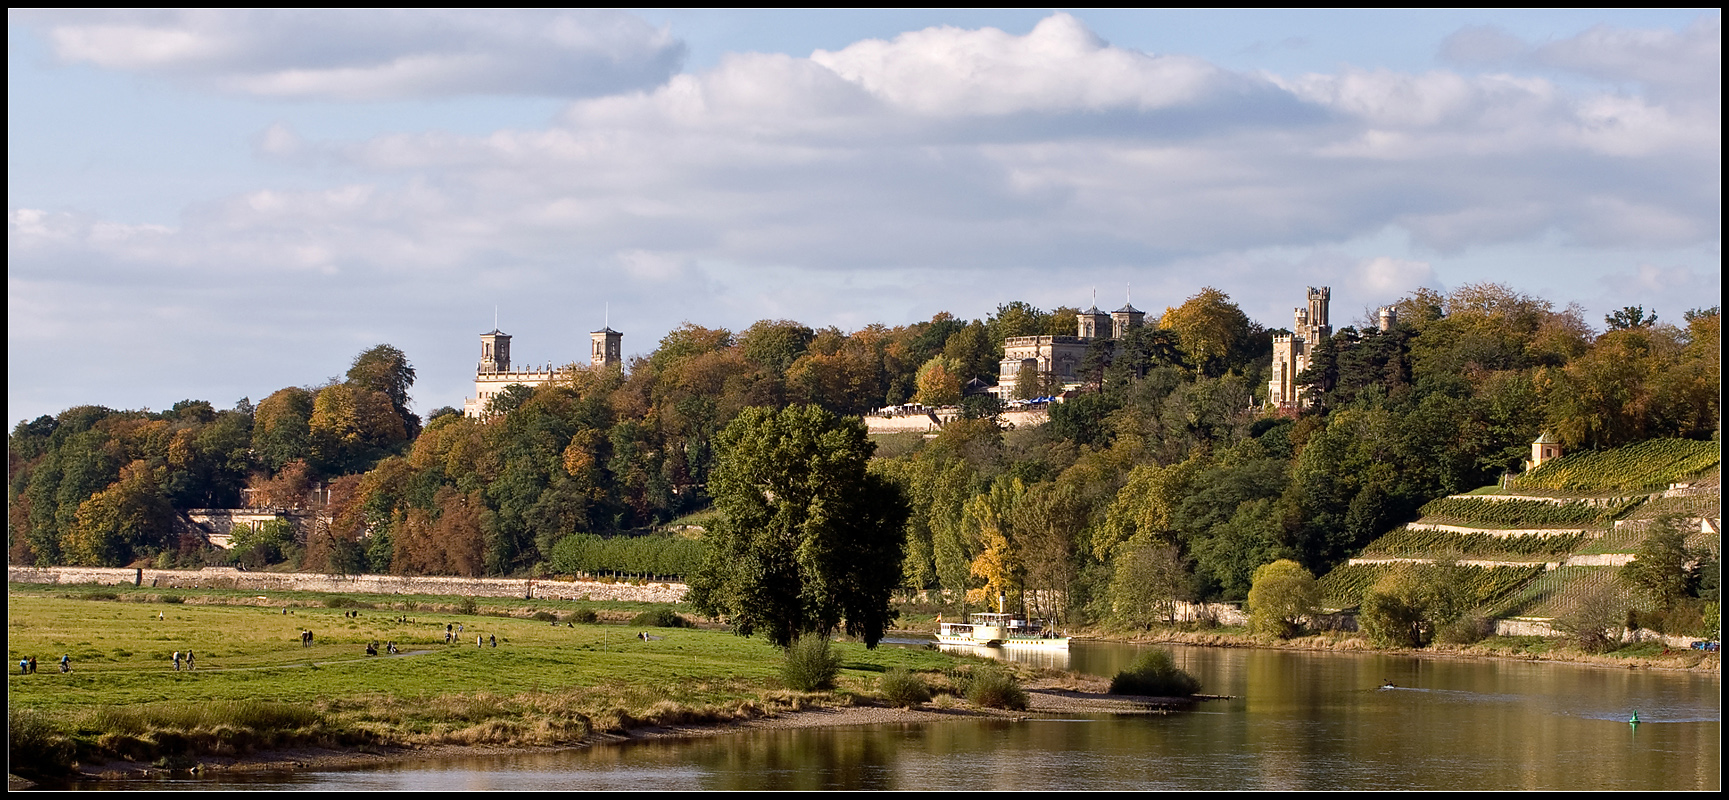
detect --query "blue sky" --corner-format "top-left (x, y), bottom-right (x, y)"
top-left (8, 10), bottom-right (1720, 424)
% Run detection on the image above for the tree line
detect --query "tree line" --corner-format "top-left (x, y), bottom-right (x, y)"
top-left (8, 286), bottom-right (1719, 635)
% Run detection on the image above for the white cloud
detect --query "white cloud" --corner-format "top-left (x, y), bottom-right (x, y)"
top-left (1535, 16), bottom-right (1721, 102)
top-left (31, 9), bottom-right (686, 100)
top-left (8, 13), bottom-right (1721, 422)
top-left (810, 13), bottom-right (1232, 116)
top-left (1355, 256), bottom-right (1436, 296)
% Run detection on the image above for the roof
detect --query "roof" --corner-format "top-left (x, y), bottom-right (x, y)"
top-left (1533, 431), bottom-right (1561, 444)
top-left (480, 329), bottom-right (510, 337)
top-left (1114, 303), bottom-right (1142, 314)
top-left (591, 327), bottom-right (621, 335)
top-left (1082, 305), bottom-right (1107, 316)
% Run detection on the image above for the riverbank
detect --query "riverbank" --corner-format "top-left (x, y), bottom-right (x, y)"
top-left (34, 675), bottom-right (1192, 787)
top-left (1078, 627), bottom-right (1720, 672)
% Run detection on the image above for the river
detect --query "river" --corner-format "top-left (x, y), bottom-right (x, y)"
top-left (80, 641), bottom-right (1721, 790)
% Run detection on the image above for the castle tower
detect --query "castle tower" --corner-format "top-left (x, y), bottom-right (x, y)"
top-left (591, 327), bottom-right (622, 369)
top-left (478, 329), bottom-right (511, 373)
top-left (1303, 286), bottom-right (1332, 341)
top-left (1077, 304), bottom-right (1111, 339)
top-left (1268, 286), bottom-right (1332, 412)
top-left (1377, 305), bottom-right (1398, 332)
top-left (1111, 303), bottom-right (1145, 339)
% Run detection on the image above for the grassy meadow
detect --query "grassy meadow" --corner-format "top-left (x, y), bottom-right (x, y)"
top-left (6, 583), bottom-right (964, 776)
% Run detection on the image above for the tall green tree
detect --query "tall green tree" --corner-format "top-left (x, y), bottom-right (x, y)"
top-left (688, 405), bottom-right (911, 648)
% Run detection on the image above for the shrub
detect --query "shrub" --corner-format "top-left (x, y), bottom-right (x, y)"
top-left (158, 594), bottom-right (184, 604)
top-left (1360, 577), bottom-right (1426, 648)
top-left (965, 668), bottom-right (1028, 711)
top-left (563, 608), bottom-right (599, 625)
top-left (1434, 615), bottom-right (1492, 645)
top-left (630, 608), bottom-right (691, 628)
top-left (458, 596), bottom-right (479, 615)
top-left (780, 635), bottom-right (841, 692)
top-left (9, 708), bottom-right (75, 779)
top-left (326, 597), bottom-right (373, 609)
top-left (1553, 585), bottom-right (1628, 654)
top-left (1108, 649), bottom-right (1201, 697)
top-left (1247, 559), bottom-right (1318, 639)
top-left (878, 668), bottom-right (932, 708)
top-left (530, 610), bottom-right (557, 622)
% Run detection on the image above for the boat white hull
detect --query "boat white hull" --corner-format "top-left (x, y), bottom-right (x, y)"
top-left (936, 634), bottom-right (1071, 650)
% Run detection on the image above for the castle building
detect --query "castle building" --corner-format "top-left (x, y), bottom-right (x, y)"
top-left (995, 299), bottom-right (1148, 398)
top-left (1267, 287), bottom-right (1332, 410)
top-left (462, 324), bottom-right (623, 418)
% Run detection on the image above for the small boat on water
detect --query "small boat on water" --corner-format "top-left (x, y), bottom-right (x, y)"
top-left (937, 612), bottom-right (1070, 650)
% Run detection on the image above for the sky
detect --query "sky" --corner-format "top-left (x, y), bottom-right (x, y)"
top-left (8, 9), bottom-right (1721, 425)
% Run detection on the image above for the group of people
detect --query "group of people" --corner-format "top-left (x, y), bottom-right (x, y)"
top-left (17, 656), bottom-right (69, 674)
top-left (364, 641), bottom-right (400, 656)
top-left (171, 650), bottom-right (196, 670)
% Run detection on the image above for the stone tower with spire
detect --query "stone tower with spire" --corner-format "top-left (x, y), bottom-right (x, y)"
top-left (591, 327), bottom-right (622, 370)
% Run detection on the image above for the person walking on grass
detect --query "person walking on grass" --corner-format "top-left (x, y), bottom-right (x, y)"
top-left (173, 651), bottom-right (181, 671)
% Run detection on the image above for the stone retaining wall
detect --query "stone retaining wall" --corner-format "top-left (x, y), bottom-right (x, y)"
top-left (8, 566), bottom-right (687, 604)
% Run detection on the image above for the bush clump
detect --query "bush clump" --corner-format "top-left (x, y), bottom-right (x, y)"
top-left (780, 635), bottom-right (841, 691)
top-left (965, 668), bottom-right (1028, 711)
top-left (630, 608), bottom-right (691, 628)
top-left (563, 608), bottom-right (599, 625)
top-left (529, 610), bottom-right (557, 622)
top-left (9, 708), bottom-right (75, 779)
top-left (1108, 649), bottom-right (1201, 697)
top-left (878, 668), bottom-right (932, 708)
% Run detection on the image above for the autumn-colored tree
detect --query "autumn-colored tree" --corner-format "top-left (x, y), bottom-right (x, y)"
top-left (914, 356), bottom-right (963, 406)
top-left (62, 461), bottom-right (174, 566)
top-left (1159, 288), bottom-right (1252, 376)
top-left (964, 479), bottom-right (1024, 610)
top-left (247, 458), bottom-right (315, 508)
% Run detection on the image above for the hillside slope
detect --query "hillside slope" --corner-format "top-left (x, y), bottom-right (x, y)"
top-left (1318, 439), bottom-right (1720, 630)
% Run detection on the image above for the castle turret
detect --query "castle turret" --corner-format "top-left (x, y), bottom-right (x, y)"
top-left (478, 329), bottom-right (511, 373)
top-left (1077, 305), bottom-right (1111, 339)
top-left (1303, 286), bottom-right (1332, 341)
top-left (1377, 305), bottom-right (1398, 332)
top-left (591, 327), bottom-right (623, 370)
top-left (1111, 303), bottom-right (1145, 339)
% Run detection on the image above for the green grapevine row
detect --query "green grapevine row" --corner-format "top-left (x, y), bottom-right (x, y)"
top-left (1359, 527), bottom-right (1587, 559)
top-left (1512, 439), bottom-right (1720, 493)
top-left (1416, 496), bottom-right (1638, 527)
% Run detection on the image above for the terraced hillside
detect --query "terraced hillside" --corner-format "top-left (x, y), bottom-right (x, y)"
top-left (1319, 438), bottom-right (1721, 631)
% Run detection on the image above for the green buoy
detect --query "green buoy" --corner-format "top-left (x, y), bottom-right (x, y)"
top-left (1630, 710), bottom-right (1640, 726)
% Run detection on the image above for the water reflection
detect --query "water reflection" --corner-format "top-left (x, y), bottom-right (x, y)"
top-left (76, 641), bottom-right (1719, 790)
